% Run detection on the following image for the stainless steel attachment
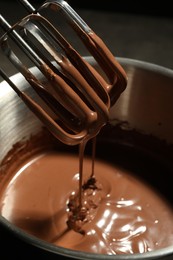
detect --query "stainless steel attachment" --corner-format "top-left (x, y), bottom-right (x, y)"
top-left (0, 0), bottom-right (127, 145)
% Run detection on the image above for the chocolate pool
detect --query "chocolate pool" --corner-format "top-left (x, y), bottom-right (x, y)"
top-left (0, 57), bottom-right (173, 259)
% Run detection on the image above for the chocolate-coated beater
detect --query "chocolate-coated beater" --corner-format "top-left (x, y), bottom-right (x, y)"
top-left (0, 0), bottom-right (127, 145)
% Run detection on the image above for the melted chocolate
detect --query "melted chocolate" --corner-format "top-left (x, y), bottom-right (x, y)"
top-left (0, 131), bottom-right (173, 255)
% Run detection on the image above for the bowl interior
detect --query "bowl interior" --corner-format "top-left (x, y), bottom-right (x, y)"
top-left (1, 57), bottom-right (173, 259)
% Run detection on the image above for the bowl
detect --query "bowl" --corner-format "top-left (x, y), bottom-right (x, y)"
top-left (0, 57), bottom-right (173, 259)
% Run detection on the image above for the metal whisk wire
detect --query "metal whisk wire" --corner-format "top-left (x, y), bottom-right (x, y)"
top-left (0, 0), bottom-right (127, 145)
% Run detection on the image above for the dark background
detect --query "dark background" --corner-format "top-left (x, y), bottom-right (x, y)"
top-left (3, 0), bottom-right (173, 17)
top-left (61, 0), bottom-right (173, 18)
